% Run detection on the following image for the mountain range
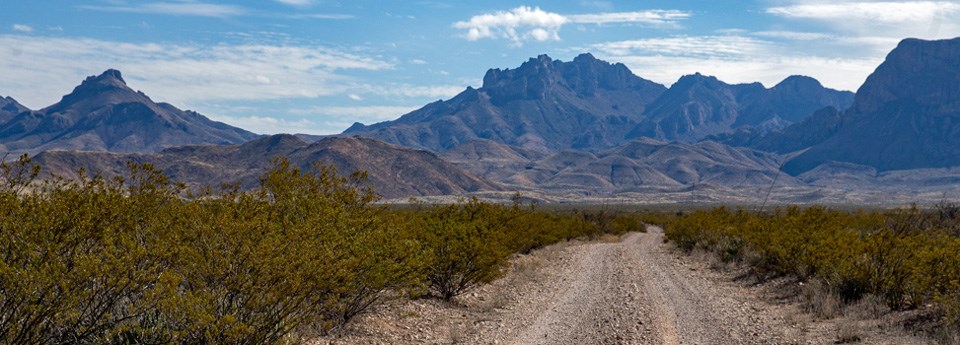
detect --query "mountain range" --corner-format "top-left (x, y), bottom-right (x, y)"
top-left (782, 37), bottom-right (960, 174)
top-left (345, 53), bottom-right (666, 153)
top-left (628, 73), bottom-right (853, 142)
top-left (33, 134), bottom-right (493, 198)
top-left (0, 69), bottom-right (257, 155)
top-left (5, 37), bottom-right (960, 202)
top-left (346, 53), bottom-right (853, 151)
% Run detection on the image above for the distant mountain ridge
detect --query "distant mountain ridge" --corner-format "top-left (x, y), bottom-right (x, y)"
top-left (0, 69), bottom-right (257, 154)
top-left (8, 38), bottom-right (960, 203)
top-left (345, 54), bottom-right (852, 152)
top-left (0, 95), bottom-right (29, 124)
top-left (626, 73), bottom-right (853, 142)
top-left (782, 37), bottom-right (960, 174)
top-left (441, 137), bottom-right (790, 195)
top-left (33, 134), bottom-right (496, 198)
top-left (345, 53), bottom-right (667, 153)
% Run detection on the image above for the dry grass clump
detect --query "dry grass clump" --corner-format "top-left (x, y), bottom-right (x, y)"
top-left (801, 279), bottom-right (843, 319)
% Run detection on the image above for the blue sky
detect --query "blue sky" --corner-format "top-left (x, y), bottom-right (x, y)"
top-left (2, 1), bottom-right (959, 134)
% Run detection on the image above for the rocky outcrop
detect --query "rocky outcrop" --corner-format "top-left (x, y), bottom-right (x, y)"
top-left (344, 53), bottom-right (667, 153)
top-left (628, 74), bottom-right (853, 142)
top-left (784, 37), bottom-right (960, 174)
top-left (0, 96), bottom-right (29, 124)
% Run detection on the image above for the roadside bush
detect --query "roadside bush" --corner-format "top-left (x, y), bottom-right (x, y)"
top-left (416, 199), bottom-right (514, 300)
top-left (0, 155), bottom-right (629, 343)
top-left (414, 198), bottom-right (602, 300)
top-left (0, 157), bottom-right (425, 344)
top-left (663, 205), bottom-right (960, 330)
top-left (610, 214), bottom-right (646, 234)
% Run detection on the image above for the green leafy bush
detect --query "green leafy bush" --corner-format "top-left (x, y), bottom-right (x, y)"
top-left (0, 157), bottom-right (425, 344)
top-left (0, 155), bottom-right (623, 343)
top-left (663, 205), bottom-right (960, 329)
top-left (412, 198), bottom-right (600, 300)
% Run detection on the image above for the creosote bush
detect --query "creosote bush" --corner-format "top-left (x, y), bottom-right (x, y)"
top-left (0, 156), bottom-right (425, 344)
top-left (663, 205), bottom-right (960, 330)
top-left (410, 196), bottom-right (603, 300)
top-left (0, 156), bottom-right (621, 344)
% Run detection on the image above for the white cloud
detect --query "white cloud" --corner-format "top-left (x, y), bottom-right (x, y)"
top-left (308, 105), bottom-right (419, 121)
top-left (592, 35), bottom-right (886, 91)
top-left (0, 34), bottom-right (393, 108)
top-left (593, 36), bottom-right (770, 58)
top-left (767, 1), bottom-right (960, 23)
top-left (282, 105), bottom-right (422, 133)
top-left (752, 30), bottom-right (834, 41)
top-left (363, 84), bottom-right (464, 99)
top-left (12, 24), bottom-right (33, 32)
top-left (410, 59), bottom-right (427, 65)
top-left (568, 10), bottom-right (690, 25)
top-left (274, 0), bottom-right (313, 6)
top-left (454, 6), bottom-right (690, 45)
top-left (766, 1), bottom-right (960, 39)
top-left (80, 1), bottom-right (247, 18)
top-left (348, 94), bottom-right (363, 101)
top-left (293, 14), bottom-right (355, 20)
top-left (206, 114), bottom-right (318, 135)
top-left (454, 6), bottom-right (567, 44)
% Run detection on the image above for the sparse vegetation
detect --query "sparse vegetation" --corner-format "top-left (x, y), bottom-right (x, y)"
top-left (660, 205), bottom-right (960, 335)
top-left (0, 155), bottom-right (620, 344)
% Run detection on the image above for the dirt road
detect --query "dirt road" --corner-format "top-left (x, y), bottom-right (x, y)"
top-left (503, 227), bottom-right (786, 345)
top-left (316, 227), bottom-right (926, 344)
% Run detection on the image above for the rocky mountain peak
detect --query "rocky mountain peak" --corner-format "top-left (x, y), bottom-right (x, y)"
top-left (673, 73), bottom-right (722, 88)
top-left (0, 69), bottom-right (257, 154)
top-left (0, 95), bottom-right (29, 123)
top-left (1, 95), bottom-right (28, 113)
top-left (77, 69), bottom-right (128, 91)
top-left (346, 53), bottom-right (666, 152)
top-left (852, 37), bottom-right (960, 114)
top-left (572, 52), bottom-right (598, 63)
top-left (54, 69), bottom-right (144, 110)
top-left (97, 69), bottom-right (125, 84)
top-left (774, 75), bottom-right (823, 91)
top-left (782, 37), bottom-right (960, 174)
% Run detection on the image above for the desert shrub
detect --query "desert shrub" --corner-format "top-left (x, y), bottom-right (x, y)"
top-left (0, 158), bottom-right (182, 344)
top-left (416, 199), bottom-right (514, 300)
top-left (156, 159), bottom-right (426, 342)
top-left (0, 157), bottom-right (426, 344)
top-left (0, 155), bottom-right (629, 342)
top-left (610, 214), bottom-right (645, 234)
top-left (413, 198), bottom-right (602, 300)
top-left (663, 205), bottom-right (960, 329)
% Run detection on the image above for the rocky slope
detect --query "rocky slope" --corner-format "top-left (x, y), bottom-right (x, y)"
top-left (784, 37), bottom-right (960, 174)
top-left (345, 53), bottom-right (667, 153)
top-left (346, 54), bottom-right (851, 152)
top-left (0, 69), bottom-right (257, 154)
top-left (0, 95), bottom-right (29, 124)
top-left (34, 134), bottom-right (496, 198)
top-left (442, 137), bottom-right (791, 194)
top-left (629, 74), bottom-right (853, 142)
